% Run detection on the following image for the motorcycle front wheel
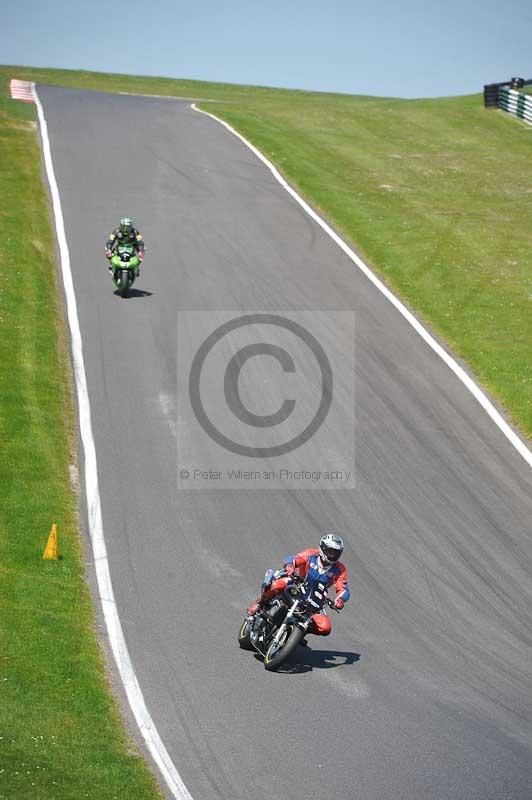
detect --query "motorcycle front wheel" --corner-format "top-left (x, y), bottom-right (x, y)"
top-left (237, 618), bottom-right (254, 650)
top-left (264, 624), bottom-right (303, 671)
top-left (120, 269), bottom-right (130, 298)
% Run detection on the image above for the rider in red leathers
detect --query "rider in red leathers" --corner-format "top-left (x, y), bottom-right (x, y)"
top-left (247, 533), bottom-right (349, 636)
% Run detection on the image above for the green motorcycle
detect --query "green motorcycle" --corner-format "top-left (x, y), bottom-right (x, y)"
top-left (109, 243), bottom-right (139, 297)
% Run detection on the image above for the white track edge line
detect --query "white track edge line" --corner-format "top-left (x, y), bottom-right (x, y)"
top-left (32, 84), bottom-right (193, 800)
top-left (191, 102), bottom-right (532, 471)
top-left (119, 91), bottom-right (180, 99)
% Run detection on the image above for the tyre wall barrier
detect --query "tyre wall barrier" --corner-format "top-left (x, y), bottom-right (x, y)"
top-left (483, 77), bottom-right (532, 125)
top-left (498, 87), bottom-right (532, 125)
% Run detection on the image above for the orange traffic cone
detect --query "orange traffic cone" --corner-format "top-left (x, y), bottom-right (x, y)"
top-left (43, 523), bottom-right (59, 560)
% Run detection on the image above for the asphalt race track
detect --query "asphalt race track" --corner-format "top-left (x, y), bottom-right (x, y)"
top-left (38, 85), bottom-right (532, 799)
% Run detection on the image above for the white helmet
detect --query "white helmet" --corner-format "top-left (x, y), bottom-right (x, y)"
top-left (319, 533), bottom-right (344, 565)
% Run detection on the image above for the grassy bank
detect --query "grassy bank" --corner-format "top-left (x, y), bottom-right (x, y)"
top-left (210, 93), bottom-right (532, 436)
top-left (4, 64), bottom-right (531, 440)
top-left (0, 75), bottom-right (161, 798)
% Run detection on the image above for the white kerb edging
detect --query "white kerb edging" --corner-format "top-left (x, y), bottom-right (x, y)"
top-left (191, 102), bottom-right (532, 472)
top-left (10, 79), bottom-right (35, 102)
top-left (32, 83), bottom-right (193, 800)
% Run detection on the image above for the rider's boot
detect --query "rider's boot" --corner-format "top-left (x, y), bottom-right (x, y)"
top-left (246, 597), bottom-right (262, 616)
top-left (247, 581), bottom-right (280, 616)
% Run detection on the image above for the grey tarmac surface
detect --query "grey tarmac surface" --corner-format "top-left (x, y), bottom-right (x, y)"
top-left (39, 85), bottom-right (532, 799)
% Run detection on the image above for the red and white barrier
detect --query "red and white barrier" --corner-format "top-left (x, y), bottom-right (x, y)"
top-left (10, 79), bottom-right (35, 103)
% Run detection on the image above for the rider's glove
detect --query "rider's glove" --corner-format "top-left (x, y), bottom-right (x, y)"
top-left (105, 249), bottom-right (112, 259)
top-left (334, 596), bottom-right (345, 610)
top-left (284, 563), bottom-right (295, 578)
top-left (138, 252), bottom-right (144, 261)
top-left (262, 568), bottom-right (275, 590)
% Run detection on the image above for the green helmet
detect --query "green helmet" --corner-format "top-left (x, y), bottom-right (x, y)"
top-left (119, 217), bottom-right (134, 236)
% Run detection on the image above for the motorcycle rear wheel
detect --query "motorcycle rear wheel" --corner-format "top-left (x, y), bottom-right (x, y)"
top-left (264, 624), bottom-right (302, 671)
top-left (237, 618), bottom-right (254, 650)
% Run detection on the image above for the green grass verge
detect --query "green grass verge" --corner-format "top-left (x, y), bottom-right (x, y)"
top-left (1, 58), bottom-right (531, 796)
top-left (0, 74), bottom-right (161, 798)
top-left (4, 64), bottom-right (531, 440)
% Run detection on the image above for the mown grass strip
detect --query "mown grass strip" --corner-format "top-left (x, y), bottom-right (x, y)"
top-left (3, 64), bottom-right (531, 441)
top-left (0, 74), bottom-right (161, 799)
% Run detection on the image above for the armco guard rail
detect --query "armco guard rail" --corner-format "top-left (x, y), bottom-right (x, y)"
top-left (484, 76), bottom-right (532, 125)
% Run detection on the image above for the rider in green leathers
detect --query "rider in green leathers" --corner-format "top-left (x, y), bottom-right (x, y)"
top-left (105, 217), bottom-right (145, 276)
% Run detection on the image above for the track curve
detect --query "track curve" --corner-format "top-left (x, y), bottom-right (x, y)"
top-left (39, 85), bottom-right (532, 800)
